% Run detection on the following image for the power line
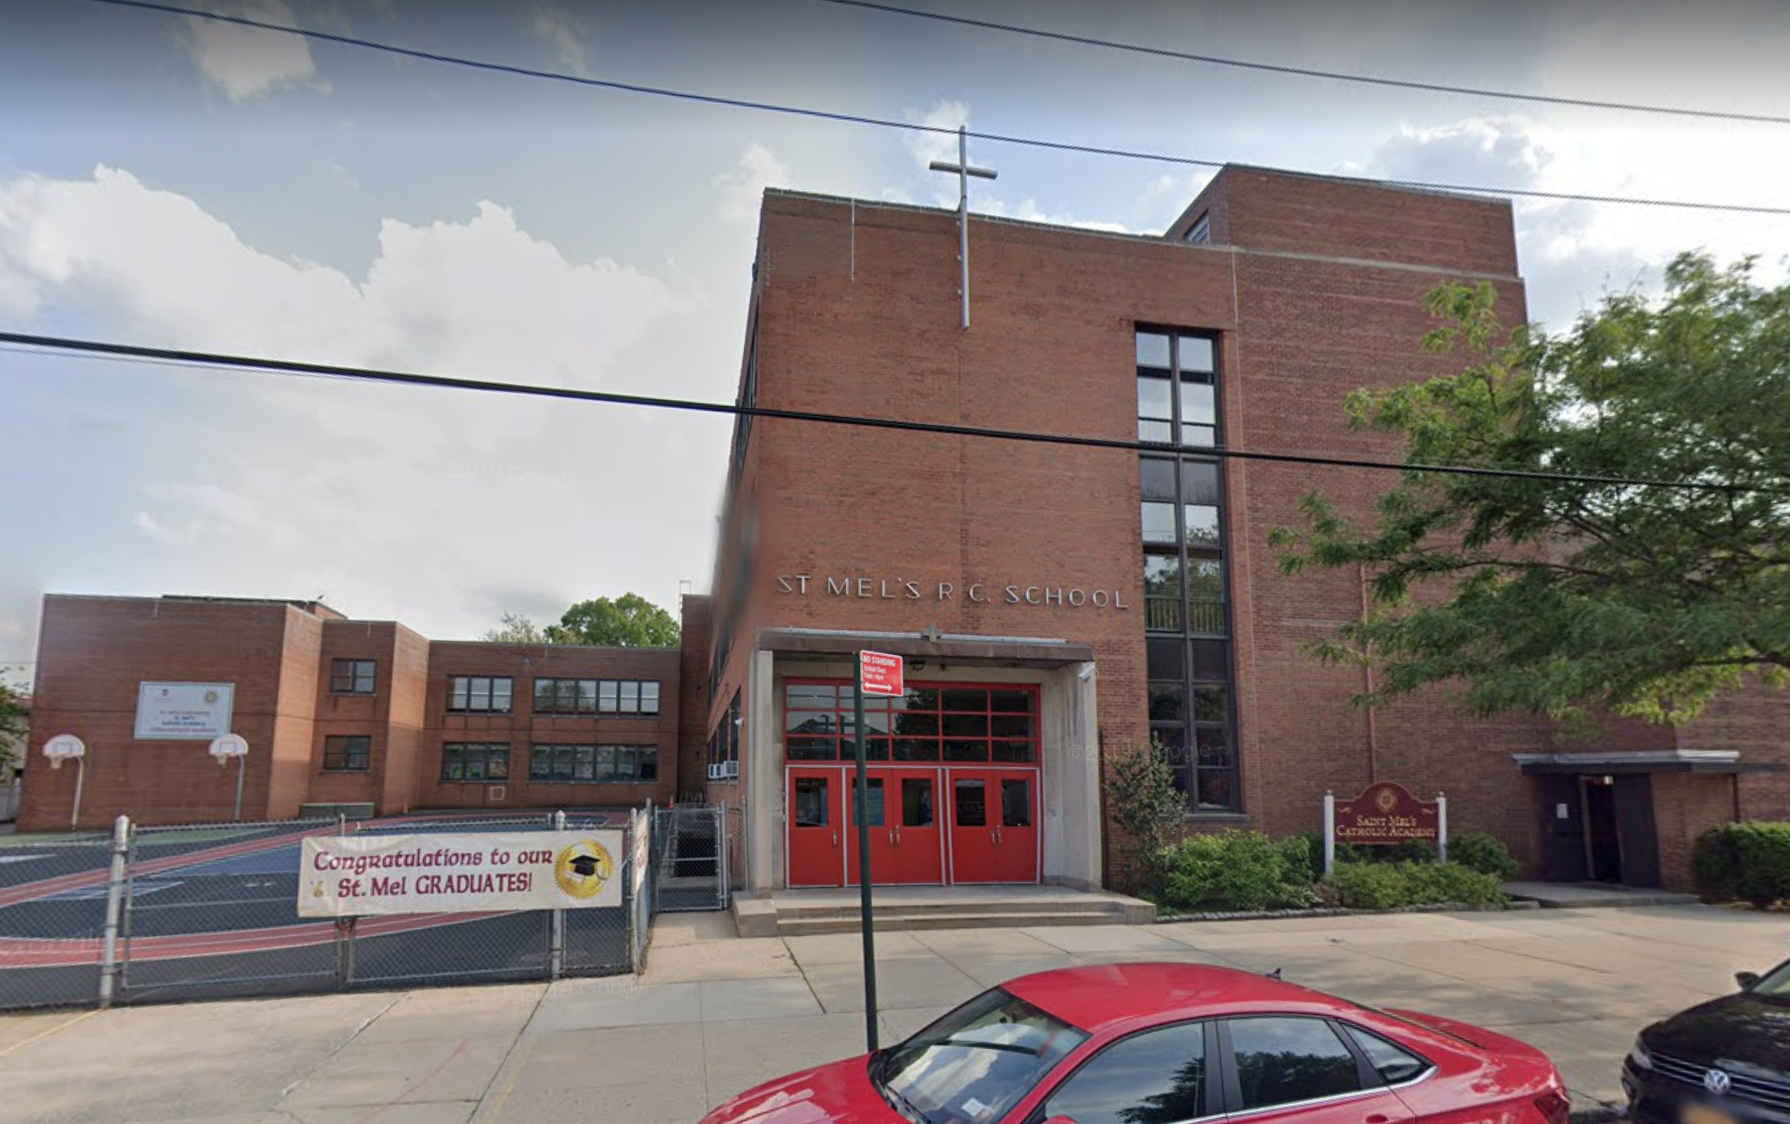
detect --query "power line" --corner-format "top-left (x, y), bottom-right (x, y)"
top-left (79, 0), bottom-right (1790, 219)
top-left (0, 329), bottom-right (1743, 493)
top-left (820, 0), bottom-right (1790, 128)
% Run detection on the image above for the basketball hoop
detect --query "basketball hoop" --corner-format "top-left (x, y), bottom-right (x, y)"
top-left (209, 735), bottom-right (249, 821)
top-left (43, 734), bottom-right (85, 771)
top-left (42, 735), bottom-right (88, 829)
top-left (208, 734), bottom-right (248, 769)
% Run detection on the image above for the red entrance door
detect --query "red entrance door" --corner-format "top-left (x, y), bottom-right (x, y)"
top-left (948, 769), bottom-right (1038, 884)
top-left (892, 772), bottom-right (944, 884)
top-left (787, 768), bottom-right (843, 887)
top-left (846, 772), bottom-right (897, 886)
top-left (845, 770), bottom-right (945, 885)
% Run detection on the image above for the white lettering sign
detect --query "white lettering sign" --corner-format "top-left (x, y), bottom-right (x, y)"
top-left (298, 830), bottom-right (625, 917)
top-left (135, 682), bottom-right (235, 740)
top-left (775, 575), bottom-right (1128, 610)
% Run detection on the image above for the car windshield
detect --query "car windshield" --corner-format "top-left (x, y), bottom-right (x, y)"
top-left (874, 988), bottom-right (1087, 1124)
top-left (1750, 962), bottom-right (1790, 997)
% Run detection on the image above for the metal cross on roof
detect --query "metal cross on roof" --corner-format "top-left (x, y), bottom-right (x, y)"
top-left (928, 126), bottom-right (998, 330)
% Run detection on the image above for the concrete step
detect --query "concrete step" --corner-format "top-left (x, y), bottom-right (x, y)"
top-left (1502, 882), bottom-right (1703, 909)
top-left (778, 910), bottom-right (1129, 936)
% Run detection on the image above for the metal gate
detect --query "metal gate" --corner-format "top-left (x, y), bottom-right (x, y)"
top-left (652, 804), bottom-right (729, 912)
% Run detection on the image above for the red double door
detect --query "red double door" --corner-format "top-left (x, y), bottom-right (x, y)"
top-left (787, 766), bottom-right (1038, 887)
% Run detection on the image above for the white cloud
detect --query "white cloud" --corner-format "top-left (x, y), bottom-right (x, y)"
top-left (182, 1), bottom-right (322, 101)
top-left (0, 165), bottom-right (713, 640)
top-left (529, 3), bottom-right (594, 76)
top-left (1358, 114), bottom-right (1790, 329)
top-left (903, 99), bottom-right (972, 185)
top-left (716, 144), bottom-right (792, 227)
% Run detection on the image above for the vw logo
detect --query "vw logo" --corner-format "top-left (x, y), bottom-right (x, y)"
top-left (1704, 1069), bottom-right (1733, 1096)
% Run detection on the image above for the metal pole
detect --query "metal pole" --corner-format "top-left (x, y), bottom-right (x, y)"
top-left (233, 755), bottom-right (245, 822)
top-left (550, 810), bottom-right (566, 980)
top-left (1322, 791), bottom-right (1336, 877)
top-left (71, 757), bottom-right (86, 831)
top-left (98, 814), bottom-right (129, 1007)
top-left (1437, 793), bottom-right (1449, 865)
top-left (957, 126), bottom-right (969, 330)
top-left (853, 652), bottom-right (879, 1052)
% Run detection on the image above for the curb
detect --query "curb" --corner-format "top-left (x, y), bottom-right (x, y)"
top-left (1151, 900), bottom-right (1541, 923)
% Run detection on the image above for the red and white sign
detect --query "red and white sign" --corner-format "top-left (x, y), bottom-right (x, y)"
top-left (858, 650), bottom-right (904, 697)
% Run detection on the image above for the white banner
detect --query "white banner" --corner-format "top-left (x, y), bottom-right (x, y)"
top-left (298, 830), bottom-right (624, 917)
top-left (135, 681), bottom-right (235, 740)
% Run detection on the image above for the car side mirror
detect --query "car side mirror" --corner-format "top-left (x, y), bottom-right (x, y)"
top-left (1737, 971), bottom-right (1762, 991)
top-left (1042, 1117), bottom-right (1081, 1124)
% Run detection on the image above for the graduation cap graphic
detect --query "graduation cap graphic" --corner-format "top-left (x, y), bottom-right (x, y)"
top-left (567, 853), bottom-right (603, 878)
top-left (553, 841), bottom-right (614, 900)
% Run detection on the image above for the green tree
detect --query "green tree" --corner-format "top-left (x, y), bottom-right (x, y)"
top-left (0, 681), bottom-right (26, 774)
top-left (548, 594), bottom-right (680, 647)
top-left (1104, 741), bottom-right (1186, 898)
top-left (1271, 253), bottom-right (1790, 730)
top-left (481, 612), bottom-right (550, 644)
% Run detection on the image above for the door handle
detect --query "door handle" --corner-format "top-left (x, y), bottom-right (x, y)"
top-left (832, 831), bottom-right (838, 846)
top-left (1365, 1115), bottom-right (1392, 1124)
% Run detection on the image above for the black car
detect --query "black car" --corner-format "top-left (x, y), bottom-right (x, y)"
top-left (1623, 958), bottom-right (1790, 1124)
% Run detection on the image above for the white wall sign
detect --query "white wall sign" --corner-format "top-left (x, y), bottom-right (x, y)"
top-left (135, 682), bottom-right (236, 740)
top-left (298, 830), bottom-right (625, 917)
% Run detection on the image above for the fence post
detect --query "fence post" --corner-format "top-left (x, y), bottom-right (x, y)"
top-left (718, 802), bottom-right (731, 909)
top-left (549, 810), bottom-right (566, 981)
top-left (335, 917), bottom-right (357, 989)
top-left (97, 814), bottom-right (130, 1008)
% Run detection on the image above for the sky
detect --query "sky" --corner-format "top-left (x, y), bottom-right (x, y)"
top-left (4, 0), bottom-right (1790, 684)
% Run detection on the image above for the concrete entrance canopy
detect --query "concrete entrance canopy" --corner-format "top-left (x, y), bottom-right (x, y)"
top-left (744, 629), bottom-right (1102, 895)
top-left (1513, 750), bottom-right (1788, 775)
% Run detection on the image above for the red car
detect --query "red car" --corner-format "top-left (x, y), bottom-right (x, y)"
top-left (700, 962), bottom-right (1569, 1124)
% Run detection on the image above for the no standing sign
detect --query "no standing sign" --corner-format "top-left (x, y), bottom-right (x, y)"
top-left (858, 650), bottom-right (904, 697)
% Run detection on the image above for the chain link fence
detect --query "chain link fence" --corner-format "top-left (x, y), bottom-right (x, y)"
top-left (0, 805), bottom-right (723, 1011)
top-left (653, 803), bottom-right (731, 912)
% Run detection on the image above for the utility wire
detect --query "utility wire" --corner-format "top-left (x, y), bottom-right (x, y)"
top-left (79, 0), bottom-right (1790, 219)
top-left (0, 330), bottom-right (1742, 493)
top-left (820, 0), bottom-right (1790, 128)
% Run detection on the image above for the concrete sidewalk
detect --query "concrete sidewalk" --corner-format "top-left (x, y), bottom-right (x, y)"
top-left (2, 904), bottom-right (1783, 1124)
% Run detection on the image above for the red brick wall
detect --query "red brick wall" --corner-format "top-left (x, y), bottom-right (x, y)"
top-left (23, 596), bottom-right (304, 829)
top-left (677, 595), bottom-right (712, 801)
top-left (1652, 773), bottom-right (1737, 892)
top-left (416, 642), bottom-right (680, 811)
top-left (384, 624), bottom-right (431, 814)
top-left (719, 171), bottom-right (1565, 881)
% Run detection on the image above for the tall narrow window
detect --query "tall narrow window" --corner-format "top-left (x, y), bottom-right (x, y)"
top-left (1138, 328), bottom-right (1239, 812)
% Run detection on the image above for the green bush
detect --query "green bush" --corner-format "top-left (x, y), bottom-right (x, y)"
top-left (1448, 832), bottom-right (1521, 879)
top-left (1326, 861), bottom-right (1505, 910)
top-left (1296, 831), bottom-right (1440, 872)
top-left (1694, 823), bottom-right (1790, 907)
top-left (1160, 831), bottom-right (1317, 913)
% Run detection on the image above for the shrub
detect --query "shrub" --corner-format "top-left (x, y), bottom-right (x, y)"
top-left (1449, 832), bottom-right (1521, 879)
top-left (1695, 823), bottom-right (1790, 907)
top-left (1297, 831), bottom-right (1439, 872)
top-left (1104, 742), bottom-right (1187, 898)
top-left (1159, 831), bottom-right (1317, 913)
top-left (1325, 861), bottom-right (1505, 910)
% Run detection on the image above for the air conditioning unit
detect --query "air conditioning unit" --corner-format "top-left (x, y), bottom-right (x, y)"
top-left (722, 760), bottom-right (739, 779)
top-left (707, 763), bottom-right (723, 781)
